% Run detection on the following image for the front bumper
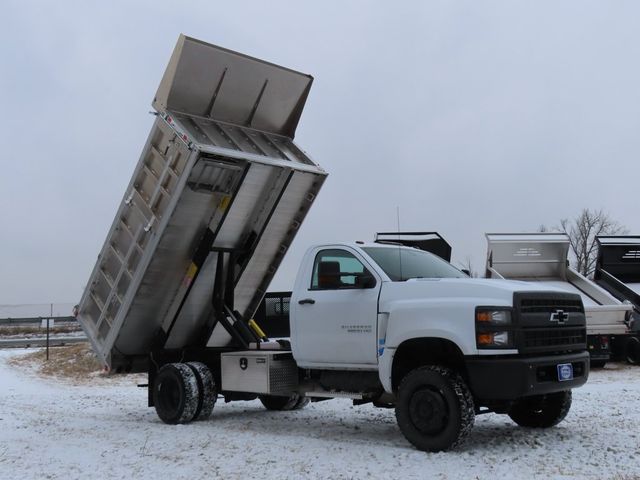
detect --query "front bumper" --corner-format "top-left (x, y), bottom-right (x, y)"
top-left (465, 351), bottom-right (589, 401)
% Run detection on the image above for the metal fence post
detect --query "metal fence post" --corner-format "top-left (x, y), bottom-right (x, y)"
top-left (46, 318), bottom-right (50, 361)
top-left (46, 303), bottom-right (52, 361)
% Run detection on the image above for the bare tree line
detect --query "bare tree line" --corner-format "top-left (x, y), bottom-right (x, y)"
top-left (539, 208), bottom-right (627, 277)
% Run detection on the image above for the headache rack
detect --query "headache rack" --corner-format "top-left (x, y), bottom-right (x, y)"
top-left (374, 232), bottom-right (452, 261)
top-left (76, 35), bottom-right (326, 372)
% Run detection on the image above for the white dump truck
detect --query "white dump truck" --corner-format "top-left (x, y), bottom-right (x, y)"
top-left (485, 233), bottom-right (633, 366)
top-left (594, 236), bottom-right (640, 364)
top-left (77, 36), bottom-right (589, 452)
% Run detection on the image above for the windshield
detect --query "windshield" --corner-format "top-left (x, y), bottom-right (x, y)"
top-left (362, 247), bottom-right (467, 281)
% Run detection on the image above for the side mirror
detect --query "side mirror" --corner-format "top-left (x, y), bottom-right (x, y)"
top-left (356, 272), bottom-right (376, 289)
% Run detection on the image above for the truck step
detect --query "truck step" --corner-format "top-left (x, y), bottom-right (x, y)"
top-left (304, 390), bottom-right (364, 400)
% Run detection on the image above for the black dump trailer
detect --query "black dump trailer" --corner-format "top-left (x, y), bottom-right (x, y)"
top-left (595, 236), bottom-right (640, 364)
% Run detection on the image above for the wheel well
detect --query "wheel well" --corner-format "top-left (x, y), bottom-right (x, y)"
top-left (391, 338), bottom-right (466, 391)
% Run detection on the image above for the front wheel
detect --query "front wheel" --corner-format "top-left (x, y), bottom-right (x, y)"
top-left (508, 391), bottom-right (572, 428)
top-left (395, 366), bottom-right (475, 452)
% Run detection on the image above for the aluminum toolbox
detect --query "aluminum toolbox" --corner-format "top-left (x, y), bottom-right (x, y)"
top-left (486, 233), bottom-right (632, 335)
top-left (221, 350), bottom-right (298, 395)
top-left (77, 36), bottom-right (326, 371)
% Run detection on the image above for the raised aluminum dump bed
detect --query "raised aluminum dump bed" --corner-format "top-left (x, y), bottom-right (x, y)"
top-left (485, 233), bottom-right (631, 335)
top-left (77, 36), bottom-right (326, 371)
top-left (595, 236), bottom-right (640, 314)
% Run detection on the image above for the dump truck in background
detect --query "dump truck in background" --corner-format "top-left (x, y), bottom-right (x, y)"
top-left (594, 236), bottom-right (640, 364)
top-left (77, 36), bottom-right (590, 452)
top-left (485, 233), bottom-right (633, 366)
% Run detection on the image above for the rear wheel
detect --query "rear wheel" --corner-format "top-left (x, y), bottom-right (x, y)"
top-left (395, 366), bottom-right (475, 452)
top-left (259, 393), bottom-right (307, 411)
top-left (186, 362), bottom-right (217, 421)
top-left (508, 391), bottom-right (572, 428)
top-left (153, 363), bottom-right (199, 424)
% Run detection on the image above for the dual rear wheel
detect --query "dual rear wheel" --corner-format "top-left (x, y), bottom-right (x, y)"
top-left (153, 362), bottom-right (217, 424)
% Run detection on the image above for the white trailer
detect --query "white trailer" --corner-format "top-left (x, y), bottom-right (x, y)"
top-left (485, 233), bottom-right (632, 365)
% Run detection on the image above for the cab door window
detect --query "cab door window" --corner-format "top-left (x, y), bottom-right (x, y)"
top-left (310, 249), bottom-right (371, 289)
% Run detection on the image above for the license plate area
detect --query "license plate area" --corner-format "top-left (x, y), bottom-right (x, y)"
top-left (557, 363), bottom-right (574, 381)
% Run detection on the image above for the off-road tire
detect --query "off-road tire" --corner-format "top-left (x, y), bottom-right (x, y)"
top-left (395, 365), bottom-right (475, 452)
top-left (153, 363), bottom-right (199, 424)
top-left (259, 393), bottom-right (305, 411)
top-left (508, 391), bottom-right (572, 428)
top-left (186, 362), bottom-right (217, 421)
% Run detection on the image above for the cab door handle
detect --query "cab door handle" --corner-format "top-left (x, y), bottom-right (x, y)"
top-left (298, 298), bottom-right (315, 305)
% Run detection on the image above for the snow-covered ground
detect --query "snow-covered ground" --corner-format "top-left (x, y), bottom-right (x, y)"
top-left (1, 350), bottom-right (639, 480)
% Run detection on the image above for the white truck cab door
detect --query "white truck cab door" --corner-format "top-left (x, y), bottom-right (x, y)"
top-left (292, 247), bottom-right (381, 368)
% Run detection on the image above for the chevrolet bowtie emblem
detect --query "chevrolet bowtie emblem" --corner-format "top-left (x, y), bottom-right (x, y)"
top-left (550, 310), bottom-right (569, 325)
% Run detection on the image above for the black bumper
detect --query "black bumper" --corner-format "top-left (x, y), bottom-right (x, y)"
top-left (465, 351), bottom-right (590, 401)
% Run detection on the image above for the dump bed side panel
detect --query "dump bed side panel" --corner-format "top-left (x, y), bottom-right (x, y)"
top-left (78, 118), bottom-right (195, 366)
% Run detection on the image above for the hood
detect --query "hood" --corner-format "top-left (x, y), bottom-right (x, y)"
top-left (379, 277), bottom-right (568, 306)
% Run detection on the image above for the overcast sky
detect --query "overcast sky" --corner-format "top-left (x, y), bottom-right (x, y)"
top-left (2, 1), bottom-right (639, 305)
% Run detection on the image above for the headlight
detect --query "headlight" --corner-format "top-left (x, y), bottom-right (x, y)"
top-left (476, 309), bottom-right (511, 325)
top-left (476, 308), bottom-right (514, 348)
